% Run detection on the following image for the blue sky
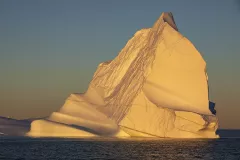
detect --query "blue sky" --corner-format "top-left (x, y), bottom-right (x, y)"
top-left (0, 0), bottom-right (239, 128)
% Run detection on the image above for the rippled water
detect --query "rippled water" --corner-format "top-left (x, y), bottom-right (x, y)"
top-left (0, 137), bottom-right (240, 160)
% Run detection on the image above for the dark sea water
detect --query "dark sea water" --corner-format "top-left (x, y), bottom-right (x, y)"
top-left (0, 130), bottom-right (240, 160)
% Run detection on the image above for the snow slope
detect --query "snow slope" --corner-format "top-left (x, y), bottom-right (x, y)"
top-left (28, 12), bottom-right (218, 138)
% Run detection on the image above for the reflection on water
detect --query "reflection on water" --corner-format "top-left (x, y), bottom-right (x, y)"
top-left (0, 137), bottom-right (240, 160)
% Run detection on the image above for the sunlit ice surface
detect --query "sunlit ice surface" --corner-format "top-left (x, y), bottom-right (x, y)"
top-left (19, 12), bottom-right (217, 138)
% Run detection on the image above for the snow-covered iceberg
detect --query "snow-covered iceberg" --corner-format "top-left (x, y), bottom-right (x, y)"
top-left (28, 12), bottom-right (218, 138)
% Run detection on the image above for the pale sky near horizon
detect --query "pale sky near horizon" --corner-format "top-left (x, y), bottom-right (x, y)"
top-left (0, 0), bottom-right (239, 129)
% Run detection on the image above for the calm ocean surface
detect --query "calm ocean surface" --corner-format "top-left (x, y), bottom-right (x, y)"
top-left (0, 130), bottom-right (240, 160)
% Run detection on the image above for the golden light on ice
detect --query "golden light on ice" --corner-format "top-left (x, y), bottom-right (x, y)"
top-left (28, 12), bottom-right (218, 138)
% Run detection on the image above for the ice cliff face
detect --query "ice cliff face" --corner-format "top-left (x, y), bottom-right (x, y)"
top-left (28, 12), bottom-right (218, 138)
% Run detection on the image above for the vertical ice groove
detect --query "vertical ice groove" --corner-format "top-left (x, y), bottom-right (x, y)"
top-left (90, 15), bottom-right (168, 123)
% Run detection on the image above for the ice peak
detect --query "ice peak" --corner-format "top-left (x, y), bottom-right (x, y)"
top-left (153, 12), bottom-right (178, 31)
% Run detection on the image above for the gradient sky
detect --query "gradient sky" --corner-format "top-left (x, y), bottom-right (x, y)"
top-left (0, 0), bottom-right (239, 129)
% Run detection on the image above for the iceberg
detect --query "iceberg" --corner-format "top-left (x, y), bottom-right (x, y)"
top-left (0, 116), bottom-right (30, 136)
top-left (28, 12), bottom-right (218, 138)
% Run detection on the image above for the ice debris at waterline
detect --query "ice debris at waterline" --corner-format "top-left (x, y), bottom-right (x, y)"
top-left (28, 12), bottom-right (218, 138)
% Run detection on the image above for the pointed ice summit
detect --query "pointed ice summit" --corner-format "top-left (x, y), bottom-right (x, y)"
top-left (28, 12), bottom-right (218, 138)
